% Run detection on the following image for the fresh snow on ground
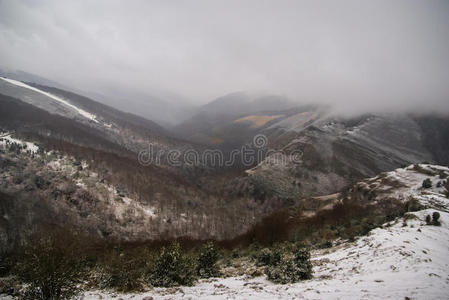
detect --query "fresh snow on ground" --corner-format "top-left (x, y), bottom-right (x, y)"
top-left (83, 212), bottom-right (449, 299)
top-left (0, 132), bottom-right (39, 153)
top-left (83, 165), bottom-right (449, 300)
top-left (0, 77), bottom-right (99, 123)
top-left (104, 185), bottom-right (158, 219)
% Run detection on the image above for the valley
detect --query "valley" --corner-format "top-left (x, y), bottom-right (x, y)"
top-left (1, 2), bottom-right (449, 298)
top-left (0, 74), bottom-right (448, 299)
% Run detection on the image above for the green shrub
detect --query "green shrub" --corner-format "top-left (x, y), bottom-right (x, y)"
top-left (265, 247), bottom-right (313, 284)
top-left (432, 211), bottom-right (441, 226)
top-left (147, 242), bottom-right (196, 287)
top-left (265, 249), bottom-right (312, 284)
top-left (265, 256), bottom-right (300, 284)
top-left (197, 242), bottom-right (220, 278)
top-left (422, 178), bottom-right (432, 189)
top-left (426, 212), bottom-right (441, 226)
top-left (254, 247), bottom-right (282, 267)
top-left (432, 211), bottom-right (440, 221)
top-left (254, 248), bottom-right (272, 266)
top-left (293, 248), bottom-right (313, 280)
top-left (14, 232), bottom-right (85, 300)
top-left (100, 249), bottom-right (146, 292)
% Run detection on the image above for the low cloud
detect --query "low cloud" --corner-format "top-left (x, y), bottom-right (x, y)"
top-left (0, 0), bottom-right (448, 114)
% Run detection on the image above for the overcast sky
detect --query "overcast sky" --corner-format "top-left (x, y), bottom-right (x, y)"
top-left (0, 0), bottom-right (448, 113)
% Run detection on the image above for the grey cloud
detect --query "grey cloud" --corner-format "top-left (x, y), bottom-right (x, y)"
top-left (0, 0), bottom-right (448, 115)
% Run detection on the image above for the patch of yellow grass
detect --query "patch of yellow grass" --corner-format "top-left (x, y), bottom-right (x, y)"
top-left (210, 137), bottom-right (224, 144)
top-left (234, 115), bottom-right (283, 128)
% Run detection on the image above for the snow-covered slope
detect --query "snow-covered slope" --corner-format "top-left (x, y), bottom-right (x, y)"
top-left (0, 131), bottom-right (39, 153)
top-left (353, 164), bottom-right (449, 211)
top-left (241, 114), bottom-right (440, 201)
top-left (0, 77), bottom-right (98, 123)
top-left (0, 77), bottom-right (195, 157)
top-left (83, 165), bottom-right (449, 300)
top-left (84, 216), bottom-right (449, 300)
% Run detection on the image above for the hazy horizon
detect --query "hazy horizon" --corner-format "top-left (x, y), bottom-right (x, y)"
top-left (1, 0), bottom-right (449, 115)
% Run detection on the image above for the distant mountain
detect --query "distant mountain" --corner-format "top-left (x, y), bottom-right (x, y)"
top-left (231, 111), bottom-right (449, 205)
top-left (88, 85), bottom-right (197, 127)
top-left (200, 92), bottom-right (295, 116)
top-left (172, 90), bottom-right (449, 206)
top-left (0, 68), bottom-right (71, 91)
top-left (172, 92), bottom-right (305, 147)
top-left (0, 68), bottom-right (196, 127)
top-left (0, 77), bottom-right (191, 155)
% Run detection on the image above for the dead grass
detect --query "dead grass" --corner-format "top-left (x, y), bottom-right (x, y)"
top-left (234, 115), bottom-right (283, 128)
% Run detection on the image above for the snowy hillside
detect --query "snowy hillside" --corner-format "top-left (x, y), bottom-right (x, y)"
top-left (0, 77), bottom-right (189, 158)
top-left (83, 165), bottom-right (449, 300)
top-left (0, 77), bottom-right (98, 123)
top-left (0, 132), bottom-right (39, 153)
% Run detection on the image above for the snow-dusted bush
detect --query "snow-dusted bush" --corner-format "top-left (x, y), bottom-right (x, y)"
top-left (293, 248), bottom-right (313, 279)
top-left (265, 249), bottom-right (312, 284)
top-left (426, 212), bottom-right (441, 226)
top-left (254, 247), bottom-right (282, 267)
top-left (255, 248), bottom-right (273, 266)
top-left (422, 178), bottom-right (432, 189)
top-left (197, 242), bottom-right (220, 278)
top-left (265, 247), bottom-right (313, 284)
top-left (15, 232), bottom-right (85, 300)
top-left (432, 211), bottom-right (441, 226)
top-left (100, 249), bottom-right (146, 292)
top-left (147, 242), bottom-right (196, 287)
top-left (265, 255), bottom-right (300, 284)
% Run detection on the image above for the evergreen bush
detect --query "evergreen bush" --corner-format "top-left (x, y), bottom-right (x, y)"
top-left (265, 247), bottom-right (313, 284)
top-left (15, 233), bottom-right (85, 300)
top-left (197, 242), bottom-right (220, 278)
top-left (432, 211), bottom-right (441, 226)
top-left (147, 242), bottom-right (196, 287)
top-left (422, 178), bottom-right (432, 189)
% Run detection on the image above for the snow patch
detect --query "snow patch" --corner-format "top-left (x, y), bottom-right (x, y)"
top-left (75, 178), bottom-right (87, 189)
top-left (0, 77), bottom-right (98, 123)
top-left (105, 185), bottom-right (157, 219)
top-left (0, 133), bottom-right (39, 153)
